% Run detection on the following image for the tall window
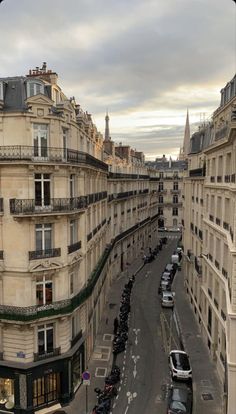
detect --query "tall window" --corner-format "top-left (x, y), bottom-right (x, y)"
top-left (172, 208), bottom-right (178, 216)
top-left (69, 174), bottom-right (75, 198)
top-left (37, 324), bottom-right (53, 354)
top-left (158, 207), bottom-right (163, 215)
top-left (173, 195), bottom-right (178, 204)
top-left (63, 128), bottom-right (68, 160)
top-left (27, 81), bottom-right (44, 97)
top-left (173, 182), bottom-right (178, 190)
top-left (36, 223), bottom-right (52, 251)
top-left (70, 220), bottom-right (77, 245)
top-left (33, 124), bottom-right (48, 158)
top-left (36, 275), bottom-right (52, 305)
top-left (158, 182), bottom-right (163, 191)
top-left (35, 173), bottom-right (51, 206)
top-left (159, 196), bottom-right (163, 204)
top-left (70, 272), bottom-right (74, 296)
top-left (159, 172), bottom-right (164, 178)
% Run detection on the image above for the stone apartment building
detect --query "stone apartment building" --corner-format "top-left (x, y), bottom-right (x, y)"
top-left (0, 64), bottom-right (159, 413)
top-left (183, 74), bottom-right (236, 414)
top-left (146, 155), bottom-right (186, 230)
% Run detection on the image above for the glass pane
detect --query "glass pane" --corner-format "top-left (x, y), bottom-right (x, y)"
top-left (40, 135), bottom-right (48, 157)
top-left (35, 181), bottom-right (42, 206)
top-left (38, 330), bottom-right (45, 354)
top-left (44, 229), bottom-right (52, 250)
top-left (36, 285), bottom-right (44, 305)
top-left (34, 135), bottom-right (39, 156)
top-left (36, 229), bottom-right (42, 251)
top-left (44, 181), bottom-right (50, 206)
top-left (45, 283), bottom-right (52, 304)
top-left (46, 328), bottom-right (53, 352)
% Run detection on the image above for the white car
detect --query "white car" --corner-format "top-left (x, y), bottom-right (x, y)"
top-left (169, 350), bottom-right (192, 381)
top-left (161, 291), bottom-right (174, 308)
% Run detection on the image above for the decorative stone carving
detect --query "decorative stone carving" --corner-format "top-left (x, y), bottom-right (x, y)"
top-left (29, 260), bottom-right (62, 273)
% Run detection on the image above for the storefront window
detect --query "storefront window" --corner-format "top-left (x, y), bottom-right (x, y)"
top-left (72, 347), bottom-right (84, 392)
top-left (0, 378), bottom-right (14, 409)
top-left (33, 373), bottom-right (60, 407)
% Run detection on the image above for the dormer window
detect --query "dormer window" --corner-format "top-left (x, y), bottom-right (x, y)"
top-left (27, 80), bottom-right (44, 98)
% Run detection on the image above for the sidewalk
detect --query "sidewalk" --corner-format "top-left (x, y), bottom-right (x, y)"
top-left (173, 268), bottom-right (223, 414)
top-left (65, 255), bottom-right (144, 414)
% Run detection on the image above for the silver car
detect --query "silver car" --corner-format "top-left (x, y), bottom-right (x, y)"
top-left (161, 291), bottom-right (174, 308)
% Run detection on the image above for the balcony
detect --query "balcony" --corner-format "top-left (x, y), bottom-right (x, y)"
top-left (10, 197), bottom-right (87, 216)
top-left (224, 175), bottom-right (231, 183)
top-left (70, 330), bottom-right (83, 348)
top-left (223, 222), bottom-right (229, 230)
top-left (68, 240), bottom-right (82, 254)
top-left (0, 146), bottom-right (108, 171)
top-left (87, 191), bottom-right (107, 205)
top-left (29, 248), bottom-right (61, 260)
top-left (34, 347), bottom-right (61, 362)
top-left (222, 268), bottom-right (228, 279)
top-left (157, 189), bottom-right (167, 194)
top-left (189, 167), bottom-right (205, 177)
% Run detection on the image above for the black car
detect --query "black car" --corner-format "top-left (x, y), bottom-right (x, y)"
top-left (167, 383), bottom-right (193, 414)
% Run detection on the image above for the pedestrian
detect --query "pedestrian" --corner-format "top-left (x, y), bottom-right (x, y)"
top-left (113, 317), bottom-right (119, 335)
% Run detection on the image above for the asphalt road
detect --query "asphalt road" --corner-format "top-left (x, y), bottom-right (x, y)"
top-left (113, 234), bottom-right (180, 414)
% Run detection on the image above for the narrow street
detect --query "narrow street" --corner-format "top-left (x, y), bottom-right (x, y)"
top-left (113, 234), bottom-right (180, 414)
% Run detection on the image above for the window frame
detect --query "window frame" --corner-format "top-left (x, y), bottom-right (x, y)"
top-left (27, 80), bottom-right (44, 98)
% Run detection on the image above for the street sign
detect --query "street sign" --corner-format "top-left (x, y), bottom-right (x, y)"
top-left (82, 371), bottom-right (91, 386)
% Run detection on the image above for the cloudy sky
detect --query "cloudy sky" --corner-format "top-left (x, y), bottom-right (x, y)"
top-left (0, 0), bottom-right (235, 160)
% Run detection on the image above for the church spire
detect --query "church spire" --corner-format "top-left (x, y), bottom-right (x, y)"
top-left (105, 110), bottom-right (110, 141)
top-left (183, 109), bottom-right (190, 158)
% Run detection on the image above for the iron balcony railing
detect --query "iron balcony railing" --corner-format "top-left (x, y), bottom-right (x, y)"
top-left (34, 347), bottom-right (61, 362)
top-left (87, 191), bottom-right (107, 205)
top-left (68, 241), bottom-right (82, 254)
top-left (109, 172), bottom-right (149, 180)
top-left (0, 146), bottom-right (108, 172)
top-left (70, 330), bottom-right (83, 348)
top-left (189, 167), bottom-right (205, 177)
top-left (29, 248), bottom-right (61, 260)
top-left (10, 197), bottom-right (87, 215)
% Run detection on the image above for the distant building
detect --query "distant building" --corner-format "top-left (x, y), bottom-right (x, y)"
top-left (147, 154), bottom-right (187, 230)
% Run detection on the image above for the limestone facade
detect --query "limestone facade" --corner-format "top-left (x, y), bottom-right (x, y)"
top-left (183, 74), bottom-right (236, 414)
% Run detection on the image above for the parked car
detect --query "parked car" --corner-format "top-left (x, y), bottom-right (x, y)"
top-left (161, 291), bottom-right (174, 308)
top-left (161, 271), bottom-right (172, 282)
top-left (169, 350), bottom-right (192, 381)
top-left (158, 279), bottom-right (171, 294)
top-left (165, 263), bottom-right (176, 277)
top-left (167, 383), bottom-right (193, 414)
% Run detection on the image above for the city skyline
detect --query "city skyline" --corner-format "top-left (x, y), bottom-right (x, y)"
top-left (0, 0), bottom-right (235, 159)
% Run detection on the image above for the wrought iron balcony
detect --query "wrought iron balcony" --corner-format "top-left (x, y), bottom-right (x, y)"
top-left (10, 197), bottom-right (87, 215)
top-left (170, 189), bottom-right (180, 194)
top-left (189, 167), bottom-right (205, 177)
top-left (68, 240), bottom-right (82, 254)
top-left (0, 145), bottom-right (108, 172)
top-left (29, 248), bottom-right (61, 260)
top-left (34, 347), bottom-right (61, 362)
top-left (70, 330), bottom-right (83, 348)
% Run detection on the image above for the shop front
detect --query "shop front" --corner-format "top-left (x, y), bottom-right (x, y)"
top-left (0, 338), bottom-right (85, 414)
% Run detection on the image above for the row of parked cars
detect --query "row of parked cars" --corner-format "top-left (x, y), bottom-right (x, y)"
top-left (158, 245), bottom-right (193, 414)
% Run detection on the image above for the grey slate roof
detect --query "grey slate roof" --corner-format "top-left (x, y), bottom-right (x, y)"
top-left (0, 76), bottom-right (51, 111)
